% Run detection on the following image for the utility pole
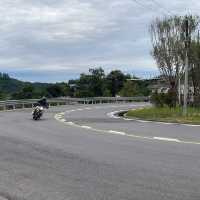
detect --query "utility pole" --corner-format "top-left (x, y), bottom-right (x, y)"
top-left (178, 75), bottom-right (181, 105)
top-left (183, 17), bottom-right (190, 116)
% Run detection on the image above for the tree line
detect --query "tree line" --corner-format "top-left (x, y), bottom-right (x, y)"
top-left (0, 69), bottom-right (151, 100)
top-left (68, 68), bottom-right (150, 98)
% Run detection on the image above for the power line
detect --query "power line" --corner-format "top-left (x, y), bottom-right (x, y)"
top-left (148, 0), bottom-right (173, 15)
top-left (131, 0), bottom-right (155, 12)
top-left (131, 0), bottom-right (173, 16)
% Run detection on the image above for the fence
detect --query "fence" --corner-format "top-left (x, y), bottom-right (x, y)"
top-left (0, 96), bottom-right (149, 111)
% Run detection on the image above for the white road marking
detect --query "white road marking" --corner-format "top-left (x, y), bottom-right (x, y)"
top-left (84, 107), bottom-right (91, 110)
top-left (66, 122), bottom-right (75, 125)
top-left (108, 130), bottom-right (126, 135)
top-left (56, 116), bottom-right (62, 119)
top-left (136, 120), bottom-right (150, 123)
top-left (81, 126), bottom-right (92, 129)
top-left (123, 118), bottom-right (133, 121)
top-left (54, 105), bottom-right (200, 145)
top-left (108, 109), bottom-right (200, 127)
top-left (107, 110), bottom-right (127, 119)
top-left (59, 112), bottom-right (65, 115)
top-left (181, 124), bottom-right (200, 127)
top-left (153, 137), bottom-right (180, 143)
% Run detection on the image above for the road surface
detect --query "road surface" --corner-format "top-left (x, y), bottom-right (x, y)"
top-left (0, 103), bottom-right (200, 200)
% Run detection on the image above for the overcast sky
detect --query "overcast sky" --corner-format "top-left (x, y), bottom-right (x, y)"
top-left (0, 0), bottom-right (199, 82)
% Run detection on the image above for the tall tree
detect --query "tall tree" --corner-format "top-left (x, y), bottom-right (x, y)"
top-left (89, 67), bottom-right (105, 96)
top-left (189, 39), bottom-right (200, 105)
top-left (74, 68), bottom-right (105, 97)
top-left (106, 70), bottom-right (128, 97)
top-left (150, 15), bottom-right (199, 99)
top-left (119, 81), bottom-right (138, 97)
top-left (75, 73), bottom-right (94, 97)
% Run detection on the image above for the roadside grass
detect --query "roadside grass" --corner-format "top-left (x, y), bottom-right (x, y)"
top-left (126, 106), bottom-right (200, 125)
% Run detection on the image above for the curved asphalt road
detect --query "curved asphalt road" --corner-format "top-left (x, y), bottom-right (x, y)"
top-left (0, 103), bottom-right (200, 200)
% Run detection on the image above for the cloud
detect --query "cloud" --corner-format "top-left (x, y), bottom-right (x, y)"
top-left (0, 0), bottom-right (199, 81)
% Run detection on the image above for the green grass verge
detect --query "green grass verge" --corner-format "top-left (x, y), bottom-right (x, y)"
top-left (126, 106), bottom-right (200, 125)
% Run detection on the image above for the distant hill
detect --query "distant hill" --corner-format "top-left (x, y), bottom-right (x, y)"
top-left (0, 73), bottom-right (54, 99)
top-left (0, 73), bottom-right (53, 92)
top-left (0, 73), bottom-right (25, 93)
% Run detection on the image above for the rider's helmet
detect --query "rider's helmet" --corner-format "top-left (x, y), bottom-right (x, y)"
top-left (42, 96), bottom-right (46, 101)
top-left (41, 96), bottom-right (48, 108)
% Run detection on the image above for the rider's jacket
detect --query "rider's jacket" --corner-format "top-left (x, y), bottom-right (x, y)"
top-left (37, 99), bottom-right (49, 108)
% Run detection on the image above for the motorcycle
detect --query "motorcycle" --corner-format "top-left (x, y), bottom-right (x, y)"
top-left (32, 106), bottom-right (44, 120)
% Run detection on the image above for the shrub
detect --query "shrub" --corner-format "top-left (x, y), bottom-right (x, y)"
top-left (150, 92), bottom-right (165, 107)
top-left (151, 91), bottom-right (177, 108)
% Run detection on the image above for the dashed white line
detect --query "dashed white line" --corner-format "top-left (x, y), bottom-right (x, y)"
top-left (108, 130), bottom-right (126, 135)
top-left (153, 137), bottom-right (180, 143)
top-left (81, 125), bottom-right (92, 129)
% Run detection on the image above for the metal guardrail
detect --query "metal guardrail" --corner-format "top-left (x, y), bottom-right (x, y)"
top-left (0, 96), bottom-right (149, 111)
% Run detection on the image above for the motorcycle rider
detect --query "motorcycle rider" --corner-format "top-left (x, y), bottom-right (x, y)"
top-left (37, 96), bottom-right (49, 109)
top-left (32, 97), bottom-right (49, 120)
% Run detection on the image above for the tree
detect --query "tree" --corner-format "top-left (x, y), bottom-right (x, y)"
top-left (106, 70), bottom-right (128, 97)
top-left (0, 91), bottom-right (6, 100)
top-left (189, 39), bottom-right (200, 105)
top-left (119, 81), bottom-right (138, 97)
top-left (150, 15), bottom-right (199, 104)
top-left (63, 84), bottom-right (71, 97)
top-left (11, 85), bottom-right (35, 99)
top-left (0, 73), bottom-right (10, 80)
top-left (74, 68), bottom-right (105, 97)
top-left (75, 73), bottom-right (94, 97)
top-left (46, 85), bottom-right (64, 98)
top-left (89, 67), bottom-right (105, 96)
top-left (103, 89), bottom-right (112, 97)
